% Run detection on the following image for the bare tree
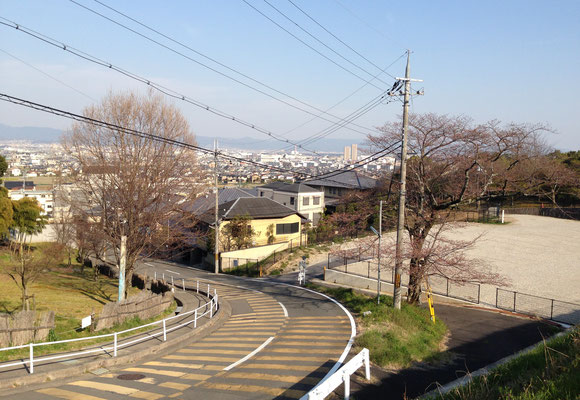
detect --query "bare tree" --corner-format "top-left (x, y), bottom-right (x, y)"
top-left (368, 113), bottom-right (550, 304)
top-left (63, 90), bottom-right (203, 297)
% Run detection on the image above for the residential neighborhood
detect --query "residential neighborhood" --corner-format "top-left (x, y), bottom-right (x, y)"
top-left (0, 2), bottom-right (579, 400)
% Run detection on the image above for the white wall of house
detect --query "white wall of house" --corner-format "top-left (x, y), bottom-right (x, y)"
top-left (8, 190), bottom-right (55, 218)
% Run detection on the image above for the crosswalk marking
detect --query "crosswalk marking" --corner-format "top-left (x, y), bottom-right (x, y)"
top-left (36, 388), bottom-right (106, 400)
top-left (271, 341), bottom-right (347, 348)
top-left (179, 373), bottom-right (214, 381)
top-left (158, 382), bottom-right (191, 390)
top-left (144, 361), bottom-right (204, 369)
top-left (237, 363), bottom-right (331, 372)
top-left (68, 380), bottom-right (139, 395)
top-left (255, 355), bottom-right (335, 362)
top-left (123, 367), bottom-right (187, 377)
top-left (198, 382), bottom-right (306, 398)
top-left (178, 348), bottom-right (249, 354)
top-left (277, 335), bottom-right (347, 341)
top-left (227, 372), bottom-right (320, 385)
top-left (163, 355), bottom-right (239, 362)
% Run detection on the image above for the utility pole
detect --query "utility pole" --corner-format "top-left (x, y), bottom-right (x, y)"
top-left (377, 200), bottom-right (382, 304)
top-left (214, 139), bottom-right (220, 274)
top-left (393, 50), bottom-right (423, 310)
top-left (118, 234), bottom-right (126, 302)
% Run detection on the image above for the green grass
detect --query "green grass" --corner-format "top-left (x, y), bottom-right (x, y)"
top-left (307, 284), bottom-right (448, 369)
top-left (431, 327), bottom-right (580, 400)
top-left (0, 243), bottom-right (175, 361)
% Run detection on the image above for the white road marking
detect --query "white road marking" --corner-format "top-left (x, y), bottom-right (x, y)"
top-left (223, 337), bottom-right (275, 371)
top-left (166, 269), bottom-right (180, 275)
top-left (278, 301), bottom-right (289, 317)
top-left (144, 262), bottom-right (154, 266)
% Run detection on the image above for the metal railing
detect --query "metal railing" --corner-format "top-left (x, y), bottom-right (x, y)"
top-left (496, 288), bottom-right (580, 325)
top-left (302, 348), bottom-right (370, 400)
top-left (0, 279), bottom-right (219, 374)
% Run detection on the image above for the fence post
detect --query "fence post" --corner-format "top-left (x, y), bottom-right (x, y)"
top-left (207, 284), bottom-right (210, 297)
top-left (477, 285), bottom-right (481, 304)
top-left (162, 272), bottom-right (165, 282)
top-left (368, 261), bottom-right (370, 278)
top-left (29, 343), bottom-right (34, 374)
top-left (495, 288), bottom-right (499, 308)
top-left (210, 299), bottom-right (214, 319)
top-left (196, 280), bottom-right (199, 293)
top-left (343, 370), bottom-right (351, 400)
top-left (171, 275), bottom-right (174, 287)
top-left (446, 279), bottom-right (449, 297)
top-left (327, 253), bottom-right (330, 269)
top-left (513, 291), bottom-right (517, 312)
top-left (194, 309), bottom-right (197, 328)
top-left (154, 271), bottom-right (157, 281)
top-left (163, 319), bottom-right (167, 341)
top-left (550, 299), bottom-right (554, 319)
top-left (182, 278), bottom-right (185, 291)
top-left (114, 332), bottom-right (118, 357)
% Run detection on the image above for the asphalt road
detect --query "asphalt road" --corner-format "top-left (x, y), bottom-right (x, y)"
top-left (6, 260), bottom-right (354, 400)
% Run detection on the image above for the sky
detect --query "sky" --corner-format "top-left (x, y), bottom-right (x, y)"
top-left (0, 0), bottom-right (579, 151)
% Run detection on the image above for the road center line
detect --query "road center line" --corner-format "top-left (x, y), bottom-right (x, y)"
top-left (278, 301), bottom-right (289, 317)
top-left (223, 336), bottom-right (275, 371)
top-left (166, 269), bottom-right (180, 275)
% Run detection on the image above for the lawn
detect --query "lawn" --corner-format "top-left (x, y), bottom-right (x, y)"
top-left (307, 284), bottom-right (448, 369)
top-left (432, 327), bottom-right (580, 400)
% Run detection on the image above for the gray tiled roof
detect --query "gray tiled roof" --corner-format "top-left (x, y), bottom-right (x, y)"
top-left (190, 187), bottom-right (256, 214)
top-left (200, 197), bottom-right (304, 224)
top-left (259, 181), bottom-right (288, 190)
top-left (4, 181), bottom-right (35, 190)
top-left (272, 183), bottom-right (320, 194)
top-left (305, 170), bottom-right (377, 190)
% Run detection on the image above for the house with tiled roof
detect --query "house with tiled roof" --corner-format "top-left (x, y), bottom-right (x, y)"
top-left (304, 170), bottom-right (378, 207)
top-left (258, 182), bottom-right (325, 225)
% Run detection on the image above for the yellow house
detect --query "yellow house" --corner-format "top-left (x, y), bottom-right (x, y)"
top-left (199, 197), bottom-right (306, 266)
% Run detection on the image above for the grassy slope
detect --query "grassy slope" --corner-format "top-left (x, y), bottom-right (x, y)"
top-left (434, 327), bottom-right (580, 400)
top-left (308, 284), bottom-right (447, 369)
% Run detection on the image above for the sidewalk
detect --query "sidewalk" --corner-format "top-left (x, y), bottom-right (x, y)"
top-left (0, 285), bottom-right (231, 396)
top-left (313, 280), bottom-right (561, 400)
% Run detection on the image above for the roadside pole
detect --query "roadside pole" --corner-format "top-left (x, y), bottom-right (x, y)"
top-left (118, 235), bottom-right (126, 302)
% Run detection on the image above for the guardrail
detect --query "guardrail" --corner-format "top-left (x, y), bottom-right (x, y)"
top-left (0, 279), bottom-right (219, 374)
top-left (303, 348), bottom-right (370, 400)
top-left (496, 288), bottom-right (580, 325)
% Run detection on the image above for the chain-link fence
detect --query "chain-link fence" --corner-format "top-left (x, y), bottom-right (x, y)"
top-left (496, 288), bottom-right (580, 325)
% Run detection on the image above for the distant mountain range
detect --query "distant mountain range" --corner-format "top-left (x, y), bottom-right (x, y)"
top-left (0, 123), bottom-right (363, 153)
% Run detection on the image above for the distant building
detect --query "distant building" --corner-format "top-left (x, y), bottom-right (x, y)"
top-left (351, 144), bottom-right (358, 161)
top-left (305, 170), bottom-right (378, 209)
top-left (343, 146), bottom-right (351, 161)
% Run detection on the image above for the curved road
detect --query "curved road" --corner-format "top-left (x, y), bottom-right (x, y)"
top-left (9, 260), bottom-right (354, 400)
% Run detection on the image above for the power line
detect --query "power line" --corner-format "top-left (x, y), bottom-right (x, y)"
top-left (0, 47), bottom-right (96, 102)
top-left (0, 17), bottom-right (330, 155)
top-left (67, 1), bottom-right (377, 135)
top-left (0, 92), bottom-right (307, 177)
top-left (286, 0), bottom-right (395, 77)
top-left (260, 0), bottom-right (393, 85)
top-left (242, 0), bottom-right (386, 92)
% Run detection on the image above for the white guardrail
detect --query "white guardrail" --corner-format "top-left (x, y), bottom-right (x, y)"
top-left (303, 348), bottom-right (370, 400)
top-left (0, 279), bottom-right (219, 374)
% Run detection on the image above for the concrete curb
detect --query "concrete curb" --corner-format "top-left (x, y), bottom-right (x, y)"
top-left (418, 328), bottom-right (571, 399)
top-left (0, 294), bottom-right (231, 396)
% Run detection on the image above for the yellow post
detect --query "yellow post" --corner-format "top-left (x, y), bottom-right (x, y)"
top-left (425, 278), bottom-right (436, 323)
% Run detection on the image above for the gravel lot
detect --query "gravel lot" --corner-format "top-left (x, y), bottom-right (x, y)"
top-left (443, 214), bottom-right (580, 305)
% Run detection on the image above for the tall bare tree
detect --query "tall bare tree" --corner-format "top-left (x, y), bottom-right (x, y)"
top-left (63, 91), bottom-right (203, 297)
top-left (368, 113), bottom-right (550, 303)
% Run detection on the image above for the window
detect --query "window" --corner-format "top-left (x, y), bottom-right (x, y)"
top-left (290, 197), bottom-right (295, 205)
top-left (276, 222), bottom-right (299, 235)
top-left (313, 196), bottom-right (320, 205)
top-left (303, 197), bottom-right (309, 206)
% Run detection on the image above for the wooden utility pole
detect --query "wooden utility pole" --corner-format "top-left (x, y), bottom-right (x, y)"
top-left (214, 139), bottom-right (220, 274)
top-left (393, 50), bottom-right (422, 310)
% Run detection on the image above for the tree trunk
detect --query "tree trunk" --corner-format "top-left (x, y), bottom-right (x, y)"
top-left (407, 258), bottom-right (422, 305)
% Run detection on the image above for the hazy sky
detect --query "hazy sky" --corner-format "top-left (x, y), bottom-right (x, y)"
top-left (0, 0), bottom-right (579, 151)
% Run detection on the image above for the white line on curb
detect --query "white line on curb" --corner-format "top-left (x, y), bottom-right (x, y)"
top-left (223, 336), bottom-right (275, 371)
top-left (278, 301), bottom-right (289, 317)
top-left (166, 269), bottom-right (180, 275)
